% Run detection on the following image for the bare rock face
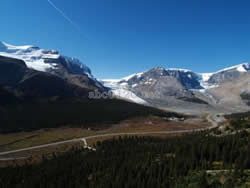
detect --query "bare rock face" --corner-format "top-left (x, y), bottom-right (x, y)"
top-left (125, 68), bottom-right (195, 100)
top-left (120, 67), bottom-right (202, 90)
top-left (41, 56), bottom-right (106, 91)
top-left (103, 63), bottom-right (250, 114)
top-left (103, 67), bottom-right (208, 113)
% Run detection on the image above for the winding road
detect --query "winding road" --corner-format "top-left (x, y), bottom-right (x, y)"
top-left (0, 114), bottom-right (224, 159)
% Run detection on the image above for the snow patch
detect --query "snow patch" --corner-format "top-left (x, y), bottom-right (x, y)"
top-left (132, 84), bottom-right (138, 87)
top-left (0, 42), bottom-right (60, 72)
top-left (237, 64), bottom-right (248, 72)
top-left (0, 41), bottom-right (92, 77)
top-left (102, 79), bottom-right (147, 104)
top-left (121, 72), bottom-right (144, 81)
top-left (166, 68), bottom-right (192, 72)
top-left (112, 88), bottom-right (147, 104)
top-left (200, 73), bottom-right (213, 82)
top-left (101, 79), bottom-right (121, 89)
top-left (216, 62), bottom-right (250, 73)
top-left (198, 73), bottom-right (217, 91)
top-left (120, 82), bottom-right (128, 86)
top-left (25, 60), bottom-right (57, 72)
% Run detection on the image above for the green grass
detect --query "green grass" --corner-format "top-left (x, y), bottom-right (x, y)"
top-left (0, 128), bottom-right (101, 152)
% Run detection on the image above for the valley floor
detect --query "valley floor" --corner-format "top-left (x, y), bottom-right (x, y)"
top-left (0, 130), bottom-right (249, 188)
top-left (0, 115), bottom-right (210, 165)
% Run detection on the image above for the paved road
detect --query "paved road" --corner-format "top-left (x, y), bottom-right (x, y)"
top-left (0, 156), bottom-right (28, 161)
top-left (0, 138), bottom-right (85, 156)
top-left (0, 114), bottom-right (223, 158)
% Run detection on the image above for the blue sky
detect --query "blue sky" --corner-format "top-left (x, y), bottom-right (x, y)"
top-left (2, 0), bottom-right (250, 78)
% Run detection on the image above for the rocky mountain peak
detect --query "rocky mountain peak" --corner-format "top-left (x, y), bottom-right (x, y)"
top-left (0, 41), bottom-right (107, 94)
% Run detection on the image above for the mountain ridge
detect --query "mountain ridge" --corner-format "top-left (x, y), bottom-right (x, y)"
top-left (1, 41), bottom-right (250, 114)
top-left (104, 62), bottom-right (250, 89)
top-left (103, 63), bottom-right (250, 114)
top-left (0, 41), bottom-right (106, 93)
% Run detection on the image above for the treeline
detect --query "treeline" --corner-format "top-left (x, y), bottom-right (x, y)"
top-left (0, 132), bottom-right (250, 187)
top-left (226, 112), bottom-right (250, 130)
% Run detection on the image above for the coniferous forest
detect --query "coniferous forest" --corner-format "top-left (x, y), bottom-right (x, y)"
top-left (0, 131), bottom-right (250, 188)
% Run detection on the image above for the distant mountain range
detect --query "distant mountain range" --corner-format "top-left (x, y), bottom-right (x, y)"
top-left (1, 41), bottom-right (250, 115)
top-left (103, 62), bottom-right (250, 114)
top-left (0, 42), bottom-right (177, 132)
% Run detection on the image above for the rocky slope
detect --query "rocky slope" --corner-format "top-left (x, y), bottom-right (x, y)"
top-left (103, 64), bottom-right (250, 114)
top-left (0, 41), bottom-right (106, 93)
top-left (0, 55), bottom-right (94, 98)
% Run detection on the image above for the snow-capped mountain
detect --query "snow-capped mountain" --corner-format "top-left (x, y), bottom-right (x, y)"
top-left (103, 63), bottom-right (250, 114)
top-left (111, 63), bottom-right (250, 90)
top-left (0, 41), bottom-right (105, 91)
top-left (103, 67), bottom-right (208, 111)
top-left (105, 63), bottom-right (250, 90)
top-left (2, 41), bottom-right (250, 114)
top-left (119, 67), bottom-right (202, 90)
top-left (203, 63), bottom-right (250, 85)
top-left (0, 41), bottom-right (92, 76)
top-left (0, 41), bottom-right (60, 72)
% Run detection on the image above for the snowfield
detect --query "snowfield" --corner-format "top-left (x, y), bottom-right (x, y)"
top-left (102, 79), bottom-right (147, 104)
top-left (0, 42), bottom-right (60, 72)
top-left (0, 41), bottom-right (92, 78)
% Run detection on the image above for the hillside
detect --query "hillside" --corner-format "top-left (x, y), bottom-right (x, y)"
top-left (0, 98), bottom-right (180, 133)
